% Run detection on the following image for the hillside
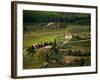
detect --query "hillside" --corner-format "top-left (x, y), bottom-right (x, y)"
top-left (23, 10), bottom-right (90, 25)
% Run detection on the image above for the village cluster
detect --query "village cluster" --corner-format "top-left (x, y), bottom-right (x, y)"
top-left (26, 41), bottom-right (54, 55)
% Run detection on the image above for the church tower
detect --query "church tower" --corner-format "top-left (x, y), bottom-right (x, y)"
top-left (65, 26), bottom-right (72, 40)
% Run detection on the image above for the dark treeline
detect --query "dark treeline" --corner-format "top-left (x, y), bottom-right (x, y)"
top-left (23, 10), bottom-right (90, 25)
top-left (63, 49), bottom-right (90, 56)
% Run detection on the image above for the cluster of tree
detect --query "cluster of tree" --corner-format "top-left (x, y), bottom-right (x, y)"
top-left (43, 39), bottom-right (64, 63)
top-left (26, 39), bottom-right (64, 64)
top-left (26, 41), bottom-right (55, 55)
top-left (67, 58), bottom-right (90, 66)
top-left (43, 42), bottom-right (54, 46)
top-left (23, 10), bottom-right (90, 31)
top-left (23, 22), bottom-right (68, 32)
top-left (63, 49), bottom-right (90, 56)
top-left (23, 10), bottom-right (90, 24)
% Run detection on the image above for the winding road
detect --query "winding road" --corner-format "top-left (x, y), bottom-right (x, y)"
top-left (61, 39), bottom-right (90, 48)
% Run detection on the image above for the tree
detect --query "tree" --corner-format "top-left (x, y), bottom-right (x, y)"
top-left (27, 46), bottom-right (34, 54)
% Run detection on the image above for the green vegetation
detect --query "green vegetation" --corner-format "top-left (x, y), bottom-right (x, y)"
top-left (23, 25), bottom-right (91, 69)
top-left (23, 29), bottom-right (65, 48)
top-left (23, 25), bottom-right (90, 48)
top-left (23, 10), bottom-right (90, 25)
top-left (23, 10), bottom-right (91, 69)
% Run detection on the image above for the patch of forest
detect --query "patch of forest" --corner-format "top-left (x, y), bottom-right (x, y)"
top-left (23, 10), bottom-right (90, 24)
top-left (23, 10), bottom-right (90, 32)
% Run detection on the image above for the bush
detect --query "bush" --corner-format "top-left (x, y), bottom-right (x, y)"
top-left (34, 49), bottom-right (46, 63)
top-left (48, 42), bottom-right (53, 45)
top-left (27, 46), bottom-right (35, 54)
top-left (44, 42), bottom-right (49, 46)
top-left (64, 50), bottom-right (82, 56)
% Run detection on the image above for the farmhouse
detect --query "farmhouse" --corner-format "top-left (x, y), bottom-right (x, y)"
top-left (47, 22), bottom-right (60, 29)
top-left (47, 22), bottom-right (54, 26)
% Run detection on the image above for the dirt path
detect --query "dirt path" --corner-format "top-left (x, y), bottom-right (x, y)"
top-left (61, 39), bottom-right (90, 48)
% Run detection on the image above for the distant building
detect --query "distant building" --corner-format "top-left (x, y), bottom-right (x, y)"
top-left (47, 22), bottom-right (54, 26)
top-left (64, 26), bottom-right (72, 41)
top-left (47, 22), bottom-right (60, 29)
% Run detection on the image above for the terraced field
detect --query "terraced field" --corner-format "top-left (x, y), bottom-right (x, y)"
top-left (23, 25), bottom-right (91, 69)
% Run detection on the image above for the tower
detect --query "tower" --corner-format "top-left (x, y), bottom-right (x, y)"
top-left (65, 26), bottom-right (72, 40)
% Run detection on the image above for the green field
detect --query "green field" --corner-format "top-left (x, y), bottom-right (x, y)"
top-left (23, 25), bottom-right (90, 48)
top-left (23, 10), bottom-right (91, 69)
top-left (23, 28), bottom-right (66, 48)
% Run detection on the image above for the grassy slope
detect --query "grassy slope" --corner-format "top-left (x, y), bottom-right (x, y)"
top-left (23, 25), bottom-right (90, 48)
top-left (23, 28), bottom-right (66, 48)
